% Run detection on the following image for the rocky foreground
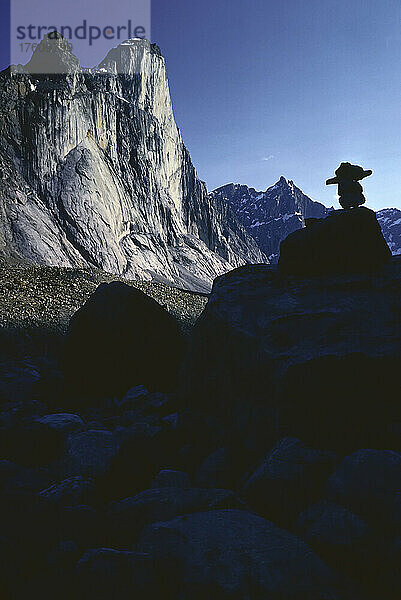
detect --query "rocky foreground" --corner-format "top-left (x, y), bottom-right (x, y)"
top-left (0, 209), bottom-right (400, 599)
top-left (0, 257), bottom-right (207, 357)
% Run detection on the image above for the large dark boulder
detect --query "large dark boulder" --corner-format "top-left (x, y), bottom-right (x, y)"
top-left (75, 548), bottom-right (152, 600)
top-left (195, 447), bottom-right (236, 490)
top-left (279, 353), bottom-right (401, 450)
top-left (298, 501), bottom-right (368, 551)
top-left (106, 487), bottom-right (246, 546)
top-left (62, 282), bottom-right (185, 397)
top-left (136, 509), bottom-right (358, 598)
top-left (182, 259), bottom-right (401, 451)
top-left (34, 414), bottom-right (84, 434)
top-left (0, 359), bottom-right (41, 403)
top-left (327, 449), bottom-right (401, 528)
top-left (297, 502), bottom-right (370, 584)
top-left (241, 437), bottom-right (337, 526)
top-left (94, 420), bottom-right (177, 502)
top-left (278, 207), bottom-right (391, 276)
top-left (297, 500), bottom-right (401, 599)
top-left (63, 430), bottom-right (120, 479)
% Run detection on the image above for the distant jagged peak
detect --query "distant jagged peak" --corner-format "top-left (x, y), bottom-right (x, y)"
top-left (266, 176), bottom-right (304, 195)
top-left (213, 177), bottom-right (318, 205)
top-left (213, 182), bottom-right (266, 199)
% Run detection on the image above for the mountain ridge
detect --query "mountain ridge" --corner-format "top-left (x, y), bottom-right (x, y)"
top-left (0, 35), bottom-right (267, 293)
top-left (211, 177), bottom-right (401, 260)
top-left (211, 177), bottom-right (329, 261)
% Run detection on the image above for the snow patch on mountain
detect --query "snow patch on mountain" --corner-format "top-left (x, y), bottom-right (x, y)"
top-left (211, 177), bottom-right (329, 262)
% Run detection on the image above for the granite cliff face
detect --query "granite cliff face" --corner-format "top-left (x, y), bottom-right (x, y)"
top-left (0, 35), bottom-right (266, 292)
top-left (211, 177), bottom-right (329, 261)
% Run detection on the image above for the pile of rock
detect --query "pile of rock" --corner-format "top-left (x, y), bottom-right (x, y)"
top-left (0, 209), bottom-right (399, 599)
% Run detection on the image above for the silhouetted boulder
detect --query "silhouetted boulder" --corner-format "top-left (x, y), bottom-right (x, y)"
top-left (297, 499), bottom-right (400, 599)
top-left (241, 438), bottom-right (337, 526)
top-left (298, 501), bottom-right (368, 549)
top-left (107, 487), bottom-right (246, 546)
top-left (182, 260), bottom-right (401, 452)
top-left (39, 476), bottom-right (95, 506)
top-left (95, 421), bottom-right (172, 501)
top-left (63, 430), bottom-right (120, 478)
top-left (76, 548), bottom-right (152, 600)
top-left (34, 413), bottom-right (84, 434)
top-left (278, 207), bottom-right (391, 276)
top-left (327, 449), bottom-right (401, 527)
top-left (0, 359), bottom-right (41, 403)
top-left (195, 447), bottom-right (236, 490)
top-left (136, 509), bottom-right (358, 598)
top-left (62, 282), bottom-right (185, 397)
top-left (297, 501), bottom-right (370, 582)
top-left (280, 354), bottom-right (401, 450)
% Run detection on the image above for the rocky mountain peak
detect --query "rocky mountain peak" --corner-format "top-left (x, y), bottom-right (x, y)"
top-left (97, 38), bottom-right (162, 75)
top-left (277, 175), bottom-right (289, 186)
top-left (0, 40), bottom-right (267, 292)
top-left (211, 178), bottom-right (329, 262)
top-left (23, 32), bottom-right (81, 74)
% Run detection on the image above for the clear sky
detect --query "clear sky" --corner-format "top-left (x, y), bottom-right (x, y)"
top-left (1, 0), bottom-right (401, 210)
top-left (152, 0), bottom-right (401, 210)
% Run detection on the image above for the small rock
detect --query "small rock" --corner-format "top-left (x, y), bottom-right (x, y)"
top-left (64, 430), bottom-right (119, 478)
top-left (76, 548), bottom-right (151, 599)
top-left (242, 437), bottom-right (337, 526)
top-left (327, 449), bottom-right (401, 527)
top-left (298, 501), bottom-right (368, 547)
top-left (137, 509), bottom-right (357, 599)
top-left (195, 448), bottom-right (235, 490)
top-left (107, 487), bottom-right (246, 546)
top-left (118, 385), bottom-right (149, 410)
top-left (39, 476), bottom-right (95, 506)
top-left (34, 413), bottom-right (84, 433)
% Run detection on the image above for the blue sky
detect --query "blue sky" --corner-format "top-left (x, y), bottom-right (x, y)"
top-left (1, 0), bottom-right (401, 210)
top-left (152, 0), bottom-right (401, 210)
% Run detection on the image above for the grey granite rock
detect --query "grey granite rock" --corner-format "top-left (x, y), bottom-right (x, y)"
top-left (0, 36), bottom-right (267, 292)
top-left (182, 258), bottom-right (401, 451)
top-left (136, 509), bottom-right (358, 598)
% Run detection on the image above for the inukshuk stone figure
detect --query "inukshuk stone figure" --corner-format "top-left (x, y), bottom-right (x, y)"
top-left (326, 162), bottom-right (372, 209)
